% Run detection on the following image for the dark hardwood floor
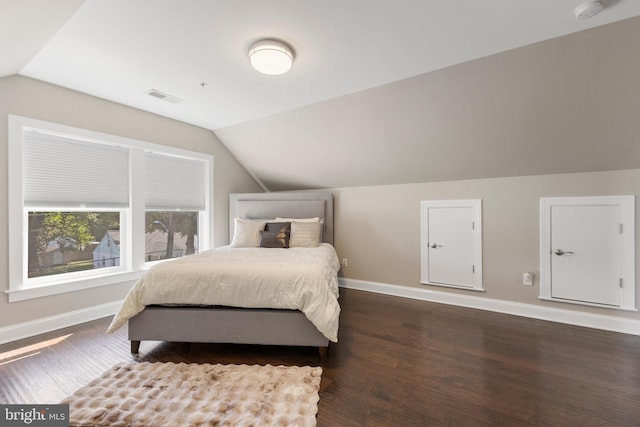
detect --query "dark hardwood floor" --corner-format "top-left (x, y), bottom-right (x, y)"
top-left (1, 288), bottom-right (639, 426)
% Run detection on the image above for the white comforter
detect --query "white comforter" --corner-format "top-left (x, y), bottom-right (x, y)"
top-left (107, 243), bottom-right (341, 342)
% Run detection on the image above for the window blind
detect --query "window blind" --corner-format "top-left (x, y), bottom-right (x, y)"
top-left (23, 129), bottom-right (130, 208)
top-left (144, 152), bottom-right (206, 210)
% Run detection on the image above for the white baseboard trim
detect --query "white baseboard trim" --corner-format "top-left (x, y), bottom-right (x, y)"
top-left (0, 300), bottom-right (122, 345)
top-left (339, 278), bottom-right (640, 336)
top-left (3, 280), bottom-right (638, 345)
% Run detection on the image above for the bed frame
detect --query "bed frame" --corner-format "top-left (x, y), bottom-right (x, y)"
top-left (128, 192), bottom-right (335, 358)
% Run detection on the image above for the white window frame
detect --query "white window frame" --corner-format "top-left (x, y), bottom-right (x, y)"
top-left (7, 115), bottom-right (214, 302)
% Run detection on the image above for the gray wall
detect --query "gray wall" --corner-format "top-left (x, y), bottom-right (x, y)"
top-left (215, 16), bottom-right (640, 191)
top-left (331, 169), bottom-right (640, 321)
top-left (0, 75), bottom-right (262, 329)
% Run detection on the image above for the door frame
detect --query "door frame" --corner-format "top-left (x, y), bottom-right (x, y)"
top-left (539, 195), bottom-right (636, 311)
top-left (420, 199), bottom-right (483, 291)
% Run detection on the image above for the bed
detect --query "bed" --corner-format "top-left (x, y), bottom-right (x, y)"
top-left (107, 192), bottom-right (339, 358)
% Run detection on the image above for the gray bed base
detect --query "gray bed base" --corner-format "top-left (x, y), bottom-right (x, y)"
top-left (127, 192), bottom-right (335, 358)
top-left (129, 306), bottom-right (329, 358)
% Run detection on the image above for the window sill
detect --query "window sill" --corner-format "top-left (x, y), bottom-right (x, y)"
top-left (6, 270), bottom-right (144, 303)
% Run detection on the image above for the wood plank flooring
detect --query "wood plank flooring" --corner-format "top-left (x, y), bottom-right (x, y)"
top-left (1, 288), bottom-right (639, 426)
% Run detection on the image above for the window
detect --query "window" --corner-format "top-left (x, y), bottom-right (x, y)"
top-left (143, 151), bottom-right (206, 262)
top-left (28, 211), bottom-right (121, 278)
top-left (145, 211), bottom-right (199, 261)
top-left (8, 115), bottom-right (213, 302)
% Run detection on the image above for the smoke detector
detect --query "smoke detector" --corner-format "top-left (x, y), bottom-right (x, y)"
top-left (574, 0), bottom-right (605, 19)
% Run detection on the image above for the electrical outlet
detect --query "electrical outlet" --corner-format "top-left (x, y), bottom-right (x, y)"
top-left (523, 272), bottom-right (534, 286)
top-left (342, 258), bottom-right (348, 268)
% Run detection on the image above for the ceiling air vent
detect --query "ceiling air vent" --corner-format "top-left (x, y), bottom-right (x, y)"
top-left (145, 89), bottom-right (183, 104)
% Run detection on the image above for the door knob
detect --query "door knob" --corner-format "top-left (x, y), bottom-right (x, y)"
top-left (554, 249), bottom-right (574, 256)
top-left (430, 243), bottom-right (443, 249)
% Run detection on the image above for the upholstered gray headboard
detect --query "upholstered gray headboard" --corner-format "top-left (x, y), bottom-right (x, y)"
top-left (229, 192), bottom-right (334, 245)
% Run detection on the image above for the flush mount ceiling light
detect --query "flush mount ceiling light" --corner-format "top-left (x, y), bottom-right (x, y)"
top-left (248, 39), bottom-right (294, 75)
top-left (574, 0), bottom-right (605, 19)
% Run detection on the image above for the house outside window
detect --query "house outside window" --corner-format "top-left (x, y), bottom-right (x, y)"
top-left (145, 211), bottom-right (199, 261)
top-left (92, 229), bottom-right (121, 269)
top-left (8, 115), bottom-right (213, 302)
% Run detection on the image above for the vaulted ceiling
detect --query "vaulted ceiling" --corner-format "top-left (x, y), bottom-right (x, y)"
top-left (4, 0), bottom-right (640, 190)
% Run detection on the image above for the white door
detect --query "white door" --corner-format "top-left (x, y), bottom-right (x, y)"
top-left (421, 200), bottom-right (482, 290)
top-left (550, 204), bottom-right (622, 306)
top-left (540, 195), bottom-right (635, 310)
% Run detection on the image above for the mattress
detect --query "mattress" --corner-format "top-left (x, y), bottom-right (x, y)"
top-left (107, 243), bottom-right (341, 342)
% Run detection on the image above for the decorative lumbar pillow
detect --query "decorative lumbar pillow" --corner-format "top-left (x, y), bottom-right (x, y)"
top-left (289, 221), bottom-right (322, 248)
top-left (231, 218), bottom-right (267, 247)
top-left (259, 222), bottom-right (291, 248)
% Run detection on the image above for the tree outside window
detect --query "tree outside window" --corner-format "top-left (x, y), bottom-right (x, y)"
top-left (145, 211), bottom-right (198, 261)
top-left (28, 212), bottom-right (120, 278)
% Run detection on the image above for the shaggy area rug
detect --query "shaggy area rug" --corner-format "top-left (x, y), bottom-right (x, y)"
top-left (60, 362), bottom-right (322, 427)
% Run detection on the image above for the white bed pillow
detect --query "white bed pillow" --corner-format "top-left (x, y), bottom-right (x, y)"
top-left (231, 218), bottom-right (267, 247)
top-left (275, 217), bottom-right (324, 247)
top-left (275, 217), bottom-right (321, 223)
top-left (289, 221), bottom-right (322, 248)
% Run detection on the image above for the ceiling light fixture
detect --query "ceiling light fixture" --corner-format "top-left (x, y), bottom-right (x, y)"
top-left (248, 39), bottom-right (294, 75)
top-left (574, 0), bottom-right (605, 19)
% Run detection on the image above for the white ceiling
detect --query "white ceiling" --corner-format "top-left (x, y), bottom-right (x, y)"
top-left (4, 0), bottom-right (640, 190)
